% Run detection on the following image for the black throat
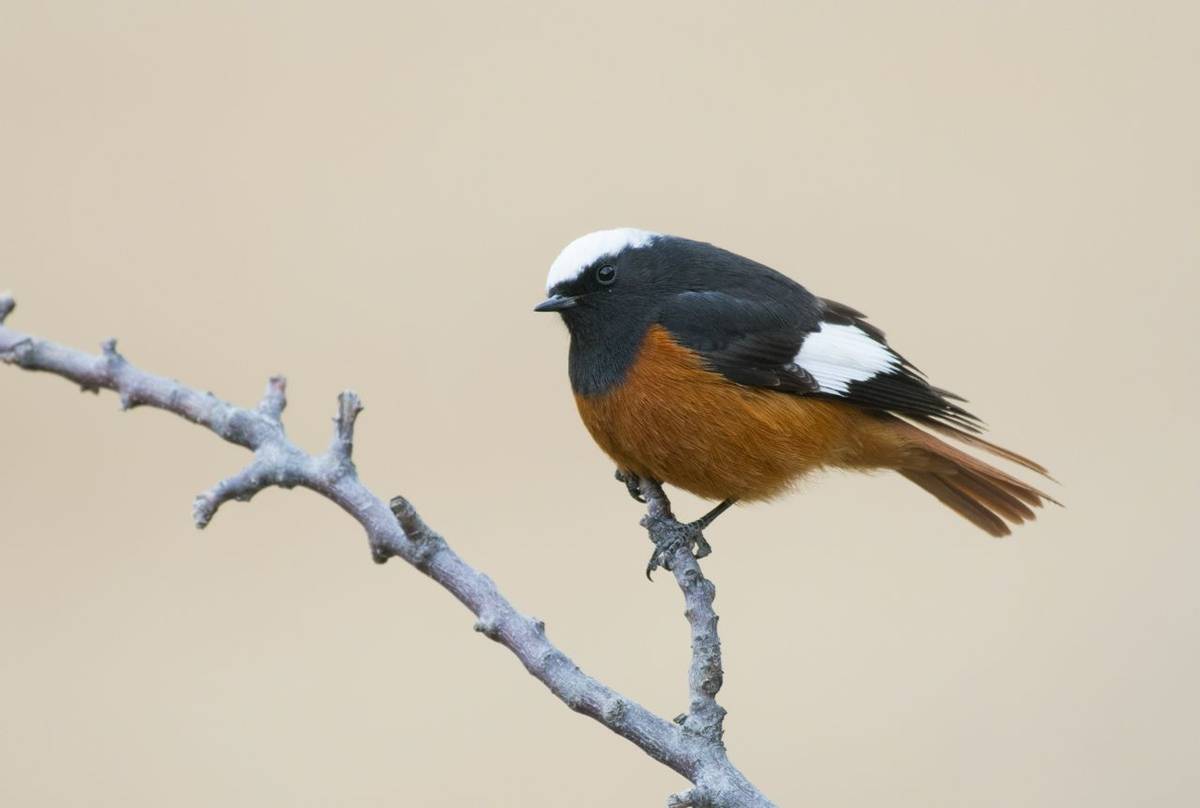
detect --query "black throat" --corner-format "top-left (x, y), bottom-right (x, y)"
top-left (563, 305), bottom-right (653, 397)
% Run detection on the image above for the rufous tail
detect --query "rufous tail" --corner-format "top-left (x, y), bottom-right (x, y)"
top-left (888, 417), bottom-right (1059, 537)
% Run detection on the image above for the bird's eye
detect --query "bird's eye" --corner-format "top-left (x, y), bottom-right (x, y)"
top-left (596, 265), bottom-right (617, 285)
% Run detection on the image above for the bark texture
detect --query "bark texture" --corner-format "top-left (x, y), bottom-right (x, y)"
top-left (0, 292), bottom-right (773, 808)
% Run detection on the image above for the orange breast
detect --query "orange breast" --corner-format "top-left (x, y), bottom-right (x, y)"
top-left (574, 325), bottom-right (902, 501)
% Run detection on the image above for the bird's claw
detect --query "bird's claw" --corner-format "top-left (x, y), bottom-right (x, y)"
top-left (642, 515), bottom-right (712, 580)
top-left (615, 469), bottom-right (646, 503)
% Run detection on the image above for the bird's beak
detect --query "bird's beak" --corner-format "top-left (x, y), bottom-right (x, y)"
top-left (534, 294), bottom-right (579, 312)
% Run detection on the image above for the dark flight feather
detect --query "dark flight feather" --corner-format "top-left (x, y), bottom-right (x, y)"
top-left (656, 276), bottom-right (984, 432)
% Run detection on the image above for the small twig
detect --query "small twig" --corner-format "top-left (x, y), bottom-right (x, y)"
top-left (0, 295), bottom-right (773, 808)
top-left (257, 375), bottom-right (287, 421)
top-left (329, 390), bottom-right (363, 461)
top-left (192, 456), bottom-right (273, 528)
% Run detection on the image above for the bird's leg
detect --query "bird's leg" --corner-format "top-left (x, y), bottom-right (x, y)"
top-left (614, 468), bottom-right (647, 503)
top-left (679, 498), bottom-right (736, 562)
top-left (638, 481), bottom-right (737, 579)
top-left (695, 498), bottom-right (736, 532)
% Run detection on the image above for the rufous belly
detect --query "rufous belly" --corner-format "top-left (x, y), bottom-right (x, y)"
top-left (574, 326), bottom-right (903, 501)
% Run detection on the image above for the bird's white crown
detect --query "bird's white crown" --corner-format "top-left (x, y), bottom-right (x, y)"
top-left (546, 228), bottom-right (659, 292)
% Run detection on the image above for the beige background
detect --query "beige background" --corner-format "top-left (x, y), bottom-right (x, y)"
top-left (2, 2), bottom-right (1197, 806)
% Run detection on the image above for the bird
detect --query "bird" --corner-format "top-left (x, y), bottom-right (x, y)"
top-left (536, 228), bottom-right (1057, 566)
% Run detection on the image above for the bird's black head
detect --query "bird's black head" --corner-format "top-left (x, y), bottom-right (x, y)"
top-left (535, 228), bottom-right (812, 395)
top-left (535, 228), bottom-right (664, 322)
top-left (535, 228), bottom-right (669, 395)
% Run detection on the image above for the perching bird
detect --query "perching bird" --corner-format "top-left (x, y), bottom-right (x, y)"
top-left (536, 228), bottom-right (1056, 557)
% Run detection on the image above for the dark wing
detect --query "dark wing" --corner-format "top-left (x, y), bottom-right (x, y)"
top-left (814, 297), bottom-right (982, 431)
top-left (658, 290), bottom-right (821, 393)
top-left (659, 290), bottom-right (983, 432)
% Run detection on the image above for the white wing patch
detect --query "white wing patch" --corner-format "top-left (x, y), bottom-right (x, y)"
top-left (794, 323), bottom-right (899, 395)
top-left (546, 228), bottom-right (659, 292)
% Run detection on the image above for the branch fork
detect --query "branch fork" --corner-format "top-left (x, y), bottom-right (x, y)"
top-left (0, 292), bottom-right (773, 808)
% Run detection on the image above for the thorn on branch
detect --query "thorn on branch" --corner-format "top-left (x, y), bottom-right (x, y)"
top-left (258, 375), bottom-right (287, 421)
top-left (0, 292), bottom-right (14, 324)
top-left (101, 338), bottom-right (123, 363)
top-left (329, 390), bottom-right (363, 460)
top-left (473, 614), bottom-right (501, 639)
top-left (98, 338), bottom-right (142, 408)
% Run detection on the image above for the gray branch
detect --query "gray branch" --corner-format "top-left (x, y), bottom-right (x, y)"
top-left (639, 480), bottom-right (728, 745)
top-left (0, 291), bottom-right (773, 808)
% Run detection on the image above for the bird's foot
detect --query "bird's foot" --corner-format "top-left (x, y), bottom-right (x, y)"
top-left (641, 512), bottom-right (713, 580)
top-left (636, 481), bottom-right (734, 579)
top-left (615, 468), bottom-right (646, 503)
